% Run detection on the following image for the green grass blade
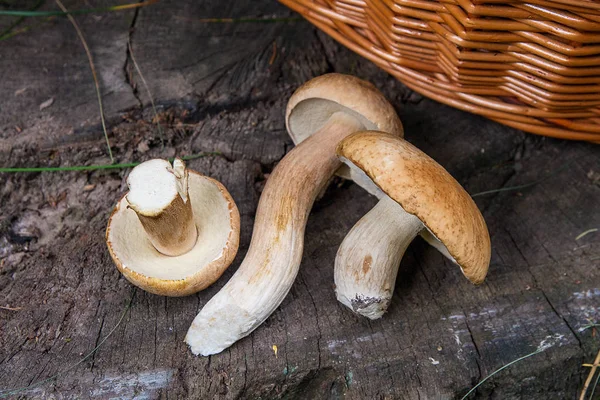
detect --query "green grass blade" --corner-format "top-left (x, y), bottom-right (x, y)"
top-left (460, 349), bottom-right (544, 399)
top-left (0, 0), bottom-right (45, 39)
top-left (0, 152), bottom-right (220, 173)
top-left (580, 323), bottom-right (600, 332)
top-left (0, 0), bottom-right (157, 17)
top-left (460, 334), bottom-right (561, 399)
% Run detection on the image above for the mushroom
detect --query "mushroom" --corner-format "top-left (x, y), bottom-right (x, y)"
top-left (106, 158), bottom-right (240, 297)
top-left (185, 74), bottom-right (403, 356)
top-left (334, 131), bottom-right (491, 319)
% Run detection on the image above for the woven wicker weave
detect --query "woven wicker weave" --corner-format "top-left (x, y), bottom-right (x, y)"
top-left (280, 0), bottom-right (600, 141)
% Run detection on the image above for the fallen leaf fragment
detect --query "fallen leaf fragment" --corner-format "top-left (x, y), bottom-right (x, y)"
top-left (39, 97), bottom-right (54, 111)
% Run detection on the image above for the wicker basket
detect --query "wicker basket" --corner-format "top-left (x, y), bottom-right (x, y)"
top-left (280, 0), bottom-right (600, 142)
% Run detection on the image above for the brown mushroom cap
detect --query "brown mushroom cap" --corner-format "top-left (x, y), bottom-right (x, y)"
top-left (336, 131), bottom-right (491, 284)
top-left (106, 171), bottom-right (240, 296)
top-left (285, 73), bottom-right (404, 144)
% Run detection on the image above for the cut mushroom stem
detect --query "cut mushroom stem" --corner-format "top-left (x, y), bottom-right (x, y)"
top-left (185, 112), bottom-right (365, 355)
top-left (126, 158), bottom-right (198, 257)
top-left (334, 131), bottom-right (491, 320)
top-left (335, 196), bottom-right (423, 319)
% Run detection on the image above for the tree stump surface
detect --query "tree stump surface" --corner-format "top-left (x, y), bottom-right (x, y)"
top-left (0, 1), bottom-right (599, 399)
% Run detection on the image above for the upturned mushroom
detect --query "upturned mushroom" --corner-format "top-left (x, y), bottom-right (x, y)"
top-left (185, 74), bottom-right (403, 356)
top-left (106, 158), bottom-right (240, 297)
top-left (334, 131), bottom-right (491, 319)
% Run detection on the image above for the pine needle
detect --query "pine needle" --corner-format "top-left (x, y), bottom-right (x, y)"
top-left (580, 349), bottom-right (600, 400)
top-left (0, 305), bottom-right (22, 311)
top-left (54, 0), bottom-right (113, 163)
top-left (0, 0), bottom-right (158, 17)
top-left (0, 288), bottom-right (136, 398)
top-left (580, 323), bottom-right (600, 332)
top-left (0, 0), bottom-right (45, 39)
top-left (589, 368), bottom-right (600, 400)
top-left (460, 349), bottom-right (545, 399)
top-left (576, 229), bottom-right (598, 241)
top-left (0, 152), bottom-right (219, 173)
top-left (127, 36), bottom-right (164, 145)
top-left (0, 15), bottom-right (57, 41)
top-left (0, 24), bottom-right (32, 40)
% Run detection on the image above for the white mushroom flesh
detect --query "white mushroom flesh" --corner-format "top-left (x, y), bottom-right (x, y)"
top-left (419, 229), bottom-right (457, 264)
top-left (127, 159), bottom-right (189, 213)
top-left (185, 111), bottom-right (365, 355)
top-left (126, 159), bottom-right (197, 256)
top-left (338, 156), bottom-right (384, 198)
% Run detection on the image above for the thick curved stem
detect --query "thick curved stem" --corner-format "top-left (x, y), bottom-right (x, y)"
top-left (185, 112), bottom-right (364, 355)
top-left (334, 196), bottom-right (423, 319)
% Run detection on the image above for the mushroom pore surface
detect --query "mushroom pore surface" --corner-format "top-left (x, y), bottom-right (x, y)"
top-left (108, 172), bottom-right (234, 281)
top-left (285, 73), bottom-right (404, 183)
top-left (287, 98), bottom-right (378, 144)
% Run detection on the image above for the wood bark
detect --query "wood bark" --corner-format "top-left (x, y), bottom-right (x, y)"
top-left (0, 1), bottom-right (599, 398)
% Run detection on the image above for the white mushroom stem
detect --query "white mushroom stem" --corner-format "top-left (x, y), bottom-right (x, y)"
top-left (334, 131), bottom-right (487, 320)
top-left (185, 111), bottom-right (365, 356)
top-left (335, 196), bottom-right (423, 319)
top-left (126, 158), bottom-right (198, 257)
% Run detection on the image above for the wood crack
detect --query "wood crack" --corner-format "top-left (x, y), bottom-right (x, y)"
top-left (2, 338), bottom-right (29, 366)
top-left (314, 31), bottom-right (334, 73)
top-left (463, 312), bottom-right (483, 384)
top-left (463, 313), bottom-right (481, 359)
top-left (27, 356), bottom-right (52, 387)
top-left (2, 8), bottom-right (599, 396)
top-left (153, 297), bottom-right (158, 368)
top-left (283, 311), bottom-right (290, 382)
top-left (506, 229), bottom-right (582, 348)
top-left (123, 1), bottom-right (143, 108)
top-left (480, 167), bottom-right (516, 213)
top-left (299, 273), bottom-right (322, 370)
top-left (505, 227), bottom-right (585, 395)
top-left (239, 352), bottom-right (248, 398)
top-left (89, 315), bottom-right (105, 371)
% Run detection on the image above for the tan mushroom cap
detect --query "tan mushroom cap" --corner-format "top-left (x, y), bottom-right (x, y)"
top-left (337, 131), bottom-right (491, 284)
top-left (285, 73), bottom-right (404, 144)
top-left (106, 171), bottom-right (240, 297)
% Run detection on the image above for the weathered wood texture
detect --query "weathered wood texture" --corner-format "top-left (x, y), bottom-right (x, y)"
top-left (1, 1), bottom-right (599, 399)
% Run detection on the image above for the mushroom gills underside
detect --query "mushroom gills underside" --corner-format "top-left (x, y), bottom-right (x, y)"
top-left (341, 156), bottom-right (457, 263)
top-left (108, 173), bottom-right (233, 280)
top-left (287, 98), bottom-right (378, 145)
